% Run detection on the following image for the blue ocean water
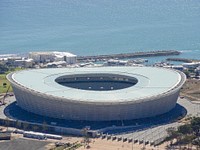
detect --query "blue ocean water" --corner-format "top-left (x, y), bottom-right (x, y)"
top-left (0, 0), bottom-right (200, 59)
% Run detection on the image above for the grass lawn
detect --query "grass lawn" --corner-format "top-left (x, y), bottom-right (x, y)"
top-left (0, 67), bottom-right (23, 94)
top-left (0, 73), bottom-right (12, 94)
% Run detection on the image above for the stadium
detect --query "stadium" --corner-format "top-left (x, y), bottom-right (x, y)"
top-left (7, 66), bottom-right (186, 121)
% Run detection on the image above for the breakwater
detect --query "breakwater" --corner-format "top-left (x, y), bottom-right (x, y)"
top-left (77, 50), bottom-right (180, 61)
top-left (166, 58), bottom-right (200, 63)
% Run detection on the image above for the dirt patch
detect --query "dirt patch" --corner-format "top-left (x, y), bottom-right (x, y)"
top-left (0, 138), bottom-right (50, 150)
top-left (180, 79), bottom-right (200, 102)
top-left (76, 138), bottom-right (169, 150)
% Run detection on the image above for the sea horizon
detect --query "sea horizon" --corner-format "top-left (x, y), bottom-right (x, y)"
top-left (0, 0), bottom-right (200, 59)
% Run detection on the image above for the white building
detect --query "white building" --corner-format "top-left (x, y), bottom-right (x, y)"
top-left (14, 59), bottom-right (33, 68)
top-left (29, 51), bottom-right (77, 64)
top-left (53, 51), bottom-right (77, 64)
top-left (29, 52), bottom-right (55, 63)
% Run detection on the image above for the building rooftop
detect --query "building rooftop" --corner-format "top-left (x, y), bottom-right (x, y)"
top-left (53, 51), bottom-right (76, 57)
top-left (29, 51), bottom-right (76, 57)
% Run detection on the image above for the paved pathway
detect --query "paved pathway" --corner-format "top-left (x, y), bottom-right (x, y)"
top-left (113, 98), bottom-right (200, 145)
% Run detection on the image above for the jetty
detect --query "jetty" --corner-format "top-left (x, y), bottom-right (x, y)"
top-left (77, 50), bottom-right (180, 61)
top-left (166, 58), bottom-right (200, 63)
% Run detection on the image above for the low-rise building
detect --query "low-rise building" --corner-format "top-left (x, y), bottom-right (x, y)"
top-left (6, 57), bottom-right (22, 66)
top-left (29, 52), bottom-right (55, 63)
top-left (45, 61), bottom-right (67, 68)
top-left (53, 51), bottom-right (77, 64)
top-left (29, 51), bottom-right (77, 64)
top-left (14, 59), bottom-right (33, 68)
top-left (105, 59), bottom-right (128, 66)
top-left (195, 66), bottom-right (200, 75)
top-left (172, 65), bottom-right (184, 71)
top-left (182, 62), bottom-right (200, 69)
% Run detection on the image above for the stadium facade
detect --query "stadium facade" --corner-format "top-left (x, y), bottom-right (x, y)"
top-left (7, 67), bottom-right (186, 121)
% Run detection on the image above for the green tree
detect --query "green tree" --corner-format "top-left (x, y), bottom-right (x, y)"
top-left (178, 124), bottom-right (192, 135)
top-left (166, 117), bottom-right (200, 149)
top-left (191, 117), bottom-right (200, 136)
top-left (193, 138), bottom-right (200, 150)
top-left (167, 127), bottom-right (182, 140)
top-left (0, 64), bottom-right (8, 73)
top-left (180, 135), bottom-right (195, 149)
top-left (183, 70), bottom-right (190, 78)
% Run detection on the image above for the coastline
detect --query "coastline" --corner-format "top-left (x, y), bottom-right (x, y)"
top-left (1, 50), bottom-right (200, 64)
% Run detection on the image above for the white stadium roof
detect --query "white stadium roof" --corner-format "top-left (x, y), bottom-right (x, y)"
top-left (11, 66), bottom-right (183, 103)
